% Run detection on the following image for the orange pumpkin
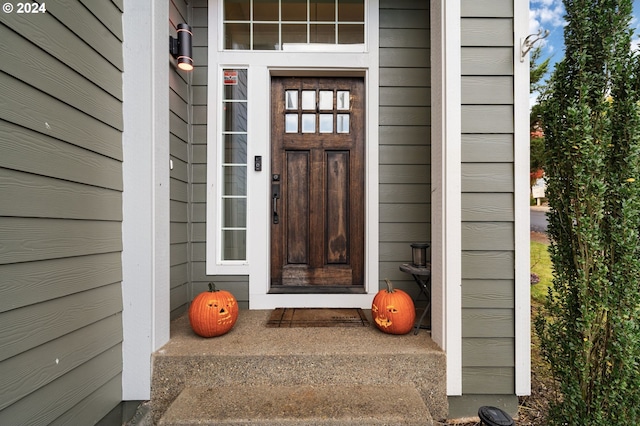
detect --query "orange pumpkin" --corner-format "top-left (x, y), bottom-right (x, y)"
top-left (371, 279), bottom-right (415, 335)
top-left (189, 282), bottom-right (239, 337)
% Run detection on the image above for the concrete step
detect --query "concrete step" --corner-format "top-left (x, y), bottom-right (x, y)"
top-left (158, 384), bottom-right (433, 425)
top-left (151, 310), bottom-right (447, 424)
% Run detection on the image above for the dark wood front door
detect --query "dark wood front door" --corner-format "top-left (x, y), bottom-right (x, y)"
top-left (270, 77), bottom-right (365, 292)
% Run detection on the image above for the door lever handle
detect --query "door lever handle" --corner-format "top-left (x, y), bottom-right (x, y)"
top-left (272, 183), bottom-right (280, 224)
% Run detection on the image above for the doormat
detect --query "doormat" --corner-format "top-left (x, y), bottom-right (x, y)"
top-left (266, 308), bottom-right (369, 328)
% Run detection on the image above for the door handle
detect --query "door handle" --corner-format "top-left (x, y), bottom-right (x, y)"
top-left (272, 183), bottom-right (280, 224)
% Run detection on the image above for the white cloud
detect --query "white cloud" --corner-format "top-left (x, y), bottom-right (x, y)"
top-left (530, 0), bottom-right (566, 29)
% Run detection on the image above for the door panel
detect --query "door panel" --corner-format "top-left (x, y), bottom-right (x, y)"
top-left (326, 151), bottom-right (349, 264)
top-left (271, 77), bottom-right (365, 291)
top-left (286, 151), bottom-right (309, 264)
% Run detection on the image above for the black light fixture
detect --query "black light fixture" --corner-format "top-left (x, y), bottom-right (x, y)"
top-left (170, 23), bottom-right (194, 71)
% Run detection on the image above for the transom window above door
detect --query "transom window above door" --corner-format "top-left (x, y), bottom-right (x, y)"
top-left (223, 0), bottom-right (365, 50)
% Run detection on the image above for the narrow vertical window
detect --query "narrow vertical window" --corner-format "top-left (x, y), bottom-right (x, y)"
top-left (221, 69), bottom-right (248, 261)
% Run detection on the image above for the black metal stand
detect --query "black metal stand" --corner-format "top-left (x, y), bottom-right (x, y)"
top-left (399, 263), bottom-right (431, 335)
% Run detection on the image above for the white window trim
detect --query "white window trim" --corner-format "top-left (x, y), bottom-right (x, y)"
top-left (121, 0), bottom-right (171, 399)
top-left (430, 0), bottom-right (462, 396)
top-left (209, 66), bottom-right (250, 274)
top-left (206, 0), bottom-right (381, 310)
top-left (514, 0), bottom-right (532, 396)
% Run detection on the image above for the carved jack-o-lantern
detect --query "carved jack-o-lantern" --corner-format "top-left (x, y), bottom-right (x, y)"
top-left (371, 279), bottom-right (415, 335)
top-left (189, 282), bottom-right (239, 337)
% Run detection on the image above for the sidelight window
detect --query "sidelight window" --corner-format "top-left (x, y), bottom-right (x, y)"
top-left (220, 68), bottom-right (248, 261)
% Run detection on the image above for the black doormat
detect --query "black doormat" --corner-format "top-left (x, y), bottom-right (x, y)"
top-left (266, 308), bottom-right (369, 328)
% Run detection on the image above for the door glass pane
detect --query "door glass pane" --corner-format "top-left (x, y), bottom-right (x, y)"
top-left (253, 24), bottom-right (279, 50)
top-left (223, 198), bottom-right (247, 226)
top-left (282, 24), bottom-right (307, 45)
top-left (223, 167), bottom-right (247, 195)
top-left (338, 0), bottom-right (364, 21)
top-left (222, 230), bottom-right (246, 260)
top-left (285, 90), bottom-right (298, 109)
top-left (319, 114), bottom-right (333, 133)
top-left (282, 0), bottom-right (307, 21)
top-left (337, 90), bottom-right (349, 110)
top-left (319, 91), bottom-right (333, 110)
top-left (222, 102), bottom-right (248, 132)
top-left (337, 114), bottom-right (349, 133)
top-left (301, 90), bottom-right (316, 110)
top-left (224, 0), bottom-right (364, 51)
top-left (310, 24), bottom-right (335, 43)
top-left (224, 134), bottom-right (248, 163)
top-left (254, 0), bottom-right (279, 20)
top-left (338, 24), bottom-right (364, 44)
top-left (285, 114), bottom-right (298, 133)
top-left (225, 23), bottom-right (251, 49)
top-left (225, 0), bottom-right (250, 20)
top-left (310, 0), bottom-right (335, 21)
top-left (302, 114), bottom-right (316, 133)
top-left (223, 69), bottom-right (248, 100)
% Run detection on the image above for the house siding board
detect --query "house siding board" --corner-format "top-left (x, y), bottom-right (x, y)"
top-left (0, 314), bottom-right (122, 411)
top-left (461, 0), bottom-right (513, 18)
top-left (169, 0), bottom-right (191, 319)
top-left (462, 367), bottom-right (515, 394)
top-left (463, 338), bottom-right (515, 367)
top-left (461, 18), bottom-right (513, 47)
top-left (0, 347), bottom-right (122, 426)
top-left (461, 76), bottom-right (513, 104)
top-left (461, 47), bottom-right (513, 76)
top-left (460, 0), bottom-right (517, 403)
top-left (380, 165), bottom-right (430, 184)
top-left (379, 204), bottom-right (431, 223)
top-left (0, 3), bottom-right (123, 422)
top-left (378, 0), bottom-right (431, 291)
top-left (45, 1), bottom-right (123, 70)
top-left (461, 193), bottom-right (514, 222)
top-left (379, 68), bottom-right (430, 87)
top-left (461, 134), bottom-right (514, 163)
top-left (50, 375), bottom-right (122, 426)
top-left (1, 73), bottom-right (123, 161)
top-left (0, 169), bottom-right (123, 221)
top-left (0, 218), bottom-right (122, 265)
top-left (79, 0), bottom-right (124, 41)
top-left (0, 9), bottom-right (122, 100)
top-left (379, 125), bottom-right (431, 145)
top-left (462, 279), bottom-right (514, 309)
top-left (0, 253), bottom-right (122, 314)
top-left (1, 29), bottom-right (123, 130)
top-left (0, 121), bottom-right (123, 191)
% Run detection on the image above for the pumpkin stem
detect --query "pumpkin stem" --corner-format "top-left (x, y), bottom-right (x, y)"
top-left (208, 282), bottom-right (218, 292)
top-left (384, 278), bottom-right (395, 293)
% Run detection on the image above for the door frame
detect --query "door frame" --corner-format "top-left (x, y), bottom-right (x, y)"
top-left (205, 0), bottom-right (381, 309)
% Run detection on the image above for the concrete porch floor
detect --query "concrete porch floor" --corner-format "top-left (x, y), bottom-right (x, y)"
top-left (151, 309), bottom-right (447, 424)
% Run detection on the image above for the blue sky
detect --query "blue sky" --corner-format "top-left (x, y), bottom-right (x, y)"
top-left (529, 0), bottom-right (640, 101)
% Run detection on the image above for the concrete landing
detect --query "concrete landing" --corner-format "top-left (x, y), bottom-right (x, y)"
top-left (159, 384), bottom-right (432, 425)
top-left (151, 310), bottom-right (446, 424)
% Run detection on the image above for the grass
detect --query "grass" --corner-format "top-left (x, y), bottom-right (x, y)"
top-left (531, 240), bottom-right (553, 304)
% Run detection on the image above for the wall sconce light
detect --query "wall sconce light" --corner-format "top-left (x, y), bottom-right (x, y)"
top-left (170, 23), bottom-right (194, 71)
